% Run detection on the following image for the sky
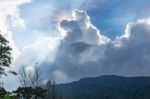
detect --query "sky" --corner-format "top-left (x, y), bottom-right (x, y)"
top-left (1, 0), bottom-right (150, 91)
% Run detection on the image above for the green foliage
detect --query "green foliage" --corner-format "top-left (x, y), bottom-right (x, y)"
top-left (13, 87), bottom-right (33, 98)
top-left (0, 87), bottom-right (7, 98)
top-left (0, 34), bottom-right (12, 76)
top-left (3, 94), bottom-right (11, 99)
top-left (0, 87), bottom-right (12, 99)
top-left (12, 87), bottom-right (47, 99)
top-left (33, 87), bottom-right (47, 98)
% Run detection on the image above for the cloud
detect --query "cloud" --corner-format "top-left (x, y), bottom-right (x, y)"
top-left (103, 19), bottom-right (150, 76)
top-left (13, 36), bottom-right (60, 69)
top-left (0, 0), bottom-right (32, 60)
top-left (0, 0), bottom-right (31, 35)
top-left (50, 10), bottom-right (110, 82)
top-left (11, 9), bottom-right (110, 85)
top-left (48, 10), bottom-right (150, 83)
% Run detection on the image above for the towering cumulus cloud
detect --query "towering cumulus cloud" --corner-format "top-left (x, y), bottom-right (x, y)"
top-left (51, 10), bottom-right (110, 82)
top-left (50, 10), bottom-right (150, 82)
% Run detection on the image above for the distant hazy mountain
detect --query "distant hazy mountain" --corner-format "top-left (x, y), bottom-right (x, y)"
top-left (57, 75), bottom-right (150, 99)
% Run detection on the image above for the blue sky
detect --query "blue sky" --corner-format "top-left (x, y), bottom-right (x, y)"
top-left (86, 0), bottom-right (150, 38)
top-left (1, 0), bottom-right (150, 91)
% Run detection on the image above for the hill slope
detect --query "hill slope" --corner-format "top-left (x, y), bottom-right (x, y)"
top-left (58, 75), bottom-right (150, 99)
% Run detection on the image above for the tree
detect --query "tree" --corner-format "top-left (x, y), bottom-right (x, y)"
top-left (46, 79), bottom-right (67, 99)
top-left (0, 87), bottom-right (7, 98)
top-left (18, 64), bottom-right (66, 99)
top-left (31, 63), bottom-right (43, 88)
top-left (18, 65), bottom-right (33, 99)
top-left (0, 34), bottom-right (12, 76)
top-left (18, 64), bottom-right (46, 99)
top-left (12, 86), bottom-right (47, 99)
top-left (33, 87), bottom-right (47, 99)
top-left (12, 87), bottom-right (33, 99)
top-left (31, 63), bottom-right (45, 99)
top-left (46, 80), bottom-right (58, 99)
top-left (19, 63), bottom-right (43, 88)
top-left (18, 66), bottom-right (32, 88)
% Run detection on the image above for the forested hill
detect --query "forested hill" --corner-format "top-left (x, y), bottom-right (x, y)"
top-left (58, 75), bottom-right (150, 99)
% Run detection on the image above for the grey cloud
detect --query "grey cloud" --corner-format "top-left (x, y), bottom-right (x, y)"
top-left (50, 10), bottom-right (110, 82)
top-left (13, 10), bottom-right (150, 84)
top-left (50, 11), bottom-right (150, 82)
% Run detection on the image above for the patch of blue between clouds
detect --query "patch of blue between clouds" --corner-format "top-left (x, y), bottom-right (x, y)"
top-left (85, 0), bottom-right (150, 39)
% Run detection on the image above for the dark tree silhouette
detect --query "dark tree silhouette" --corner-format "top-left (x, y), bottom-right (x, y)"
top-left (0, 34), bottom-right (12, 76)
top-left (0, 87), bottom-right (7, 98)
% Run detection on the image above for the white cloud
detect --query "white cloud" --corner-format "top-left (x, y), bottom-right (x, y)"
top-left (0, 0), bottom-right (32, 60)
top-left (49, 10), bottom-right (150, 83)
top-left (11, 36), bottom-right (60, 74)
top-left (60, 10), bottom-right (110, 45)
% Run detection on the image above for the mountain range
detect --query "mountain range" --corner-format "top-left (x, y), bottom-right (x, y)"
top-left (58, 75), bottom-right (150, 99)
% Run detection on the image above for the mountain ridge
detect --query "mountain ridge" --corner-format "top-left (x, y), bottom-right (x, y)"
top-left (57, 75), bottom-right (150, 99)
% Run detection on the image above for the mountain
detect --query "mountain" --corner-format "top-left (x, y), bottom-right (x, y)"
top-left (57, 75), bottom-right (150, 99)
